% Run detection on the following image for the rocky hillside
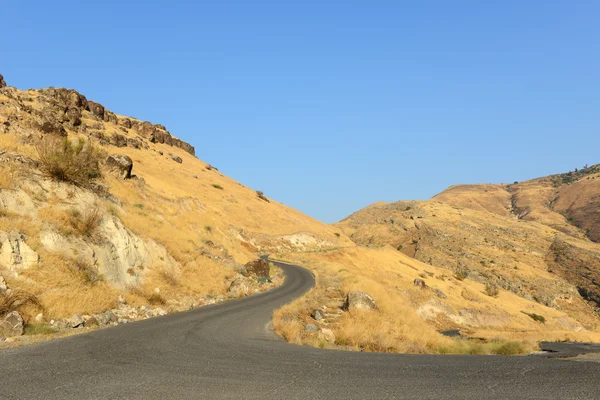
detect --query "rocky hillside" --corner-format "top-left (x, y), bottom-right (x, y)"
top-left (336, 168), bottom-right (600, 319)
top-left (0, 74), bottom-right (349, 340)
top-left (2, 72), bottom-right (599, 353)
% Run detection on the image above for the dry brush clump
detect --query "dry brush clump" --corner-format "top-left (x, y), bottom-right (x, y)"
top-left (0, 289), bottom-right (41, 318)
top-left (36, 136), bottom-right (102, 187)
top-left (67, 207), bottom-right (103, 238)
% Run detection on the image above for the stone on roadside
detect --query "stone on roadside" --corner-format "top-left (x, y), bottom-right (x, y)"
top-left (0, 311), bottom-right (24, 337)
top-left (84, 316), bottom-right (99, 328)
top-left (342, 291), bottom-right (377, 312)
top-left (311, 309), bottom-right (325, 321)
top-left (304, 323), bottom-right (320, 333)
top-left (69, 314), bottom-right (85, 328)
top-left (319, 328), bottom-right (336, 343)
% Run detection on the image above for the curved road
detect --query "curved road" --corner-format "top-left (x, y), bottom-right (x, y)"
top-left (1, 261), bottom-right (599, 399)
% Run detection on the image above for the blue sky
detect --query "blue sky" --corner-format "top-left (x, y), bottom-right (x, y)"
top-left (2, 1), bottom-right (599, 223)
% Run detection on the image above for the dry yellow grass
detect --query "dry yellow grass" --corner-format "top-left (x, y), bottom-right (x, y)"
top-left (273, 246), bottom-right (600, 353)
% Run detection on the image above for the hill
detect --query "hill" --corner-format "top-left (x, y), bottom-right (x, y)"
top-left (2, 73), bottom-right (599, 353)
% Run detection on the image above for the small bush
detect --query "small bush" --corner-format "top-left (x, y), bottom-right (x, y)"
top-left (334, 232), bottom-right (341, 238)
top-left (523, 311), bottom-right (546, 324)
top-left (24, 323), bottom-right (56, 335)
top-left (454, 264), bottom-right (469, 281)
top-left (68, 207), bottom-right (102, 237)
top-left (256, 190), bottom-right (270, 202)
top-left (147, 293), bottom-right (166, 305)
top-left (212, 184), bottom-right (223, 190)
top-left (69, 257), bottom-right (103, 284)
top-left (159, 269), bottom-right (180, 286)
top-left (397, 244), bottom-right (403, 251)
top-left (484, 282), bottom-right (500, 297)
top-left (36, 136), bottom-right (101, 186)
top-left (204, 225), bottom-right (212, 233)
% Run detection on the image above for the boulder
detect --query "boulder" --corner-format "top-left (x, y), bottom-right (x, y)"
top-left (170, 154), bottom-right (182, 163)
top-left (228, 278), bottom-right (249, 297)
top-left (311, 309), bottom-right (324, 321)
top-left (0, 275), bottom-right (7, 292)
top-left (244, 259), bottom-right (271, 278)
top-left (117, 294), bottom-right (127, 305)
top-left (69, 314), bottom-right (84, 328)
top-left (319, 328), bottom-right (336, 343)
top-left (84, 316), bottom-right (99, 328)
top-left (342, 291), bottom-right (377, 312)
top-left (0, 74), bottom-right (6, 88)
top-left (304, 323), bottom-right (319, 332)
top-left (414, 278), bottom-right (427, 289)
top-left (126, 137), bottom-right (142, 149)
top-left (86, 101), bottom-right (105, 119)
top-left (105, 154), bottom-right (133, 179)
top-left (98, 310), bottom-right (117, 325)
top-left (0, 230), bottom-right (39, 271)
top-left (0, 311), bottom-right (24, 337)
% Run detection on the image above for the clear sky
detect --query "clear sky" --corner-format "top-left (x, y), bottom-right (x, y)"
top-left (2, 1), bottom-right (599, 223)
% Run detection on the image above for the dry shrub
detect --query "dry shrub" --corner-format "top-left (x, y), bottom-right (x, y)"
top-left (159, 269), bottom-right (180, 286)
top-left (68, 257), bottom-right (103, 285)
top-left (68, 207), bottom-right (103, 237)
top-left (36, 136), bottom-right (101, 186)
top-left (127, 285), bottom-right (166, 306)
top-left (484, 282), bottom-right (500, 297)
top-left (0, 289), bottom-right (41, 318)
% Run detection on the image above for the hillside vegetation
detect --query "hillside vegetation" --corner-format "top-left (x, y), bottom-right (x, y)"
top-left (1, 74), bottom-right (599, 353)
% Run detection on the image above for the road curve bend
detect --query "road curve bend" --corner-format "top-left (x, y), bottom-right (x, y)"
top-left (0, 261), bottom-right (598, 400)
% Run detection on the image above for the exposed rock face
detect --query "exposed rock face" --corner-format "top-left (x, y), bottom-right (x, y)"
top-left (170, 154), bottom-right (182, 163)
top-left (103, 111), bottom-right (118, 124)
top-left (87, 101), bottom-right (105, 119)
top-left (0, 74), bottom-right (6, 88)
top-left (39, 213), bottom-right (178, 288)
top-left (105, 154), bottom-right (133, 179)
top-left (244, 259), bottom-right (270, 278)
top-left (135, 121), bottom-right (195, 156)
top-left (0, 230), bottom-right (39, 271)
top-left (342, 291), bottom-right (377, 312)
top-left (119, 118), bottom-right (132, 129)
top-left (0, 311), bottom-right (24, 337)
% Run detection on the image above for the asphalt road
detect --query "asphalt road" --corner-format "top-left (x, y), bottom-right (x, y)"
top-left (1, 261), bottom-right (599, 400)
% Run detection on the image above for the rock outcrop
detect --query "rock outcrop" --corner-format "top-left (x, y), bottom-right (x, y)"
top-left (0, 230), bottom-right (39, 271)
top-left (135, 121), bottom-right (195, 156)
top-left (0, 74), bottom-right (6, 88)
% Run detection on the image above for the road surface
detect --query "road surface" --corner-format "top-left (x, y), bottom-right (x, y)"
top-left (0, 261), bottom-right (599, 399)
